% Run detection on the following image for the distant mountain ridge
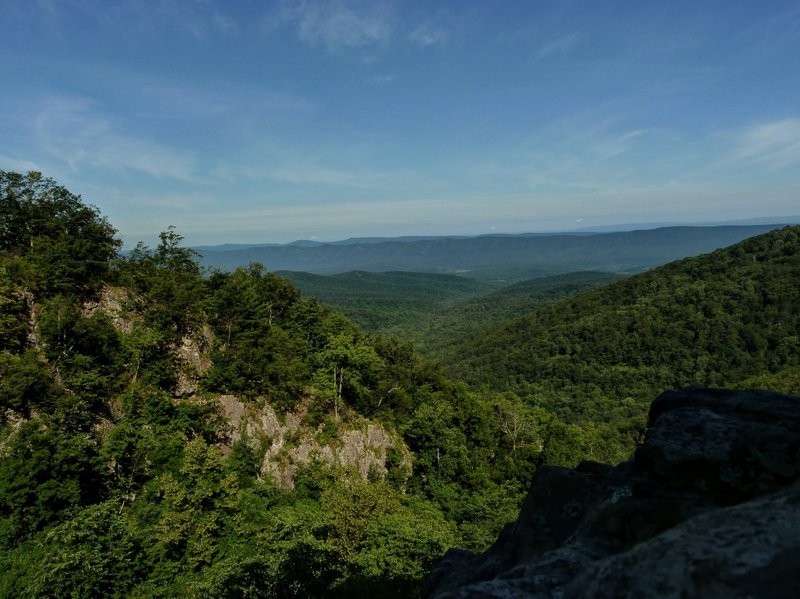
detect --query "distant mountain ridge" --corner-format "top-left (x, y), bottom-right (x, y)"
top-left (195, 224), bottom-right (789, 280)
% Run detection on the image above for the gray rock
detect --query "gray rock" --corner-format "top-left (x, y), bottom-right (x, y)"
top-left (423, 388), bottom-right (800, 598)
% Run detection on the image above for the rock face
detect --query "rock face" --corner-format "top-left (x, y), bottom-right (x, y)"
top-left (423, 388), bottom-right (800, 598)
top-left (219, 395), bottom-right (411, 490)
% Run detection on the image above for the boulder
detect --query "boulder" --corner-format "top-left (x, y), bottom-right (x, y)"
top-left (423, 388), bottom-right (800, 598)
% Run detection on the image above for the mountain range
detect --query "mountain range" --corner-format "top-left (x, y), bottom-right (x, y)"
top-left (195, 224), bottom-right (790, 280)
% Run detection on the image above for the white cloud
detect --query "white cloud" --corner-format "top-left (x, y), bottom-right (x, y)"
top-left (368, 74), bottom-right (395, 84)
top-left (409, 22), bottom-right (448, 47)
top-left (9, 0), bottom-right (238, 39)
top-left (731, 118), bottom-right (800, 171)
top-left (534, 32), bottom-right (580, 61)
top-left (590, 129), bottom-right (655, 160)
top-left (267, 164), bottom-right (421, 189)
top-left (272, 0), bottom-right (394, 51)
top-left (34, 95), bottom-right (200, 182)
top-left (124, 77), bottom-right (315, 122)
top-left (127, 192), bottom-right (217, 210)
top-left (0, 155), bottom-right (40, 173)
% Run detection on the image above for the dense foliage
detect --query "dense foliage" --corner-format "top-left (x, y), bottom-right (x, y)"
top-left (0, 171), bottom-right (119, 298)
top-left (1, 171), bottom-right (795, 596)
top-left (444, 226), bottom-right (800, 430)
top-left (281, 270), bottom-right (620, 358)
top-left (1, 172), bottom-right (613, 597)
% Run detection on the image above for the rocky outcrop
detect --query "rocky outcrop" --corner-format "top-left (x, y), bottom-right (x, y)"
top-left (219, 395), bottom-right (412, 489)
top-left (174, 325), bottom-right (213, 396)
top-left (423, 388), bottom-right (800, 598)
top-left (82, 285), bottom-right (137, 334)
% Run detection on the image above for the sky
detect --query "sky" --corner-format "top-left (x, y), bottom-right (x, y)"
top-left (1, 0), bottom-right (799, 246)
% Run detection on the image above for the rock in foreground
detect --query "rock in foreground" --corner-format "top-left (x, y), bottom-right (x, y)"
top-left (423, 388), bottom-right (800, 598)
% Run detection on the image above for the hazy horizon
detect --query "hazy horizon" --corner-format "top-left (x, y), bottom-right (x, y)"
top-left (2, 1), bottom-right (799, 246)
top-left (178, 215), bottom-right (799, 252)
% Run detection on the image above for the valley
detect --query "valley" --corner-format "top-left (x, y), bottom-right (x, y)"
top-left (1, 171), bottom-right (798, 597)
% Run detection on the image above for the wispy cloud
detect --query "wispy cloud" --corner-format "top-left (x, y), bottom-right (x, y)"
top-left (0, 154), bottom-right (40, 173)
top-left (127, 192), bottom-right (217, 210)
top-left (126, 0), bottom-right (237, 38)
top-left (132, 194), bottom-right (537, 241)
top-left (270, 0), bottom-right (394, 51)
top-left (33, 95), bottom-right (200, 182)
top-left (368, 74), bottom-right (395, 84)
top-left (730, 118), bottom-right (800, 171)
top-left (9, 0), bottom-right (238, 39)
top-left (267, 164), bottom-right (421, 189)
top-left (213, 155), bottom-right (432, 193)
top-left (744, 5), bottom-right (800, 54)
top-left (534, 32), bottom-right (580, 61)
top-left (409, 22), bottom-right (449, 47)
top-left (589, 129), bottom-right (657, 160)
top-left (118, 76), bottom-right (315, 122)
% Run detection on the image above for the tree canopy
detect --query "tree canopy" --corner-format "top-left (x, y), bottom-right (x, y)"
top-left (0, 170), bottom-right (120, 298)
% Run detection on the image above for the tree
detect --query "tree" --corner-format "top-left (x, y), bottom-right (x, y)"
top-left (153, 438), bottom-right (239, 569)
top-left (312, 329), bottom-right (384, 420)
top-left (0, 261), bottom-right (28, 352)
top-left (204, 265), bottom-right (309, 405)
top-left (0, 421), bottom-right (102, 546)
top-left (117, 226), bottom-right (204, 336)
top-left (494, 394), bottom-right (542, 456)
top-left (0, 171), bottom-right (120, 297)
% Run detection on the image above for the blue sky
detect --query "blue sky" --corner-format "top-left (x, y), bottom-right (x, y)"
top-left (1, 0), bottom-right (799, 246)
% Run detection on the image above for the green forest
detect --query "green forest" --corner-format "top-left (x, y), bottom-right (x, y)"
top-left (1, 171), bottom-right (798, 597)
top-left (280, 270), bottom-right (622, 358)
top-left (442, 225), bottom-right (800, 424)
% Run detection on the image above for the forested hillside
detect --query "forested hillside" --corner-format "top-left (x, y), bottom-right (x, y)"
top-left (443, 226), bottom-right (800, 426)
top-left (2, 171), bottom-right (797, 597)
top-left (0, 172), bottom-right (627, 597)
top-left (278, 270), bottom-right (496, 343)
top-left (282, 270), bottom-right (621, 358)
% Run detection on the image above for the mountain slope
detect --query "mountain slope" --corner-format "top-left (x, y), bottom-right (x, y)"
top-left (4, 172), bottom-right (607, 597)
top-left (3, 172), bottom-right (798, 598)
top-left (442, 226), bottom-right (800, 422)
top-left (419, 271), bottom-right (624, 359)
top-left (196, 225), bottom-right (786, 279)
top-left (279, 271), bottom-right (622, 356)
top-left (278, 270), bottom-right (496, 342)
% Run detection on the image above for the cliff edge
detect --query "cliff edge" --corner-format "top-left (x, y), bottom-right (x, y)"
top-left (423, 388), bottom-right (800, 598)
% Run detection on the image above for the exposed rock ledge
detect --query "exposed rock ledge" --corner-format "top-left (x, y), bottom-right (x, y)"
top-left (218, 395), bottom-right (411, 490)
top-left (423, 388), bottom-right (800, 598)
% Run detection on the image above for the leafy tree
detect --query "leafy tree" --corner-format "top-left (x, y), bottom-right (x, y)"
top-left (38, 296), bottom-right (126, 405)
top-left (3, 501), bottom-right (146, 598)
top-left (312, 332), bottom-right (384, 420)
top-left (0, 171), bottom-right (120, 298)
top-left (117, 227), bottom-right (204, 337)
top-left (0, 421), bottom-right (102, 546)
top-left (152, 437), bottom-right (239, 569)
top-left (0, 349), bottom-right (60, 416)
top-left (0, 260), bottom-right (28, 352)
top-left (204, 265), bottom-right (310, 406)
